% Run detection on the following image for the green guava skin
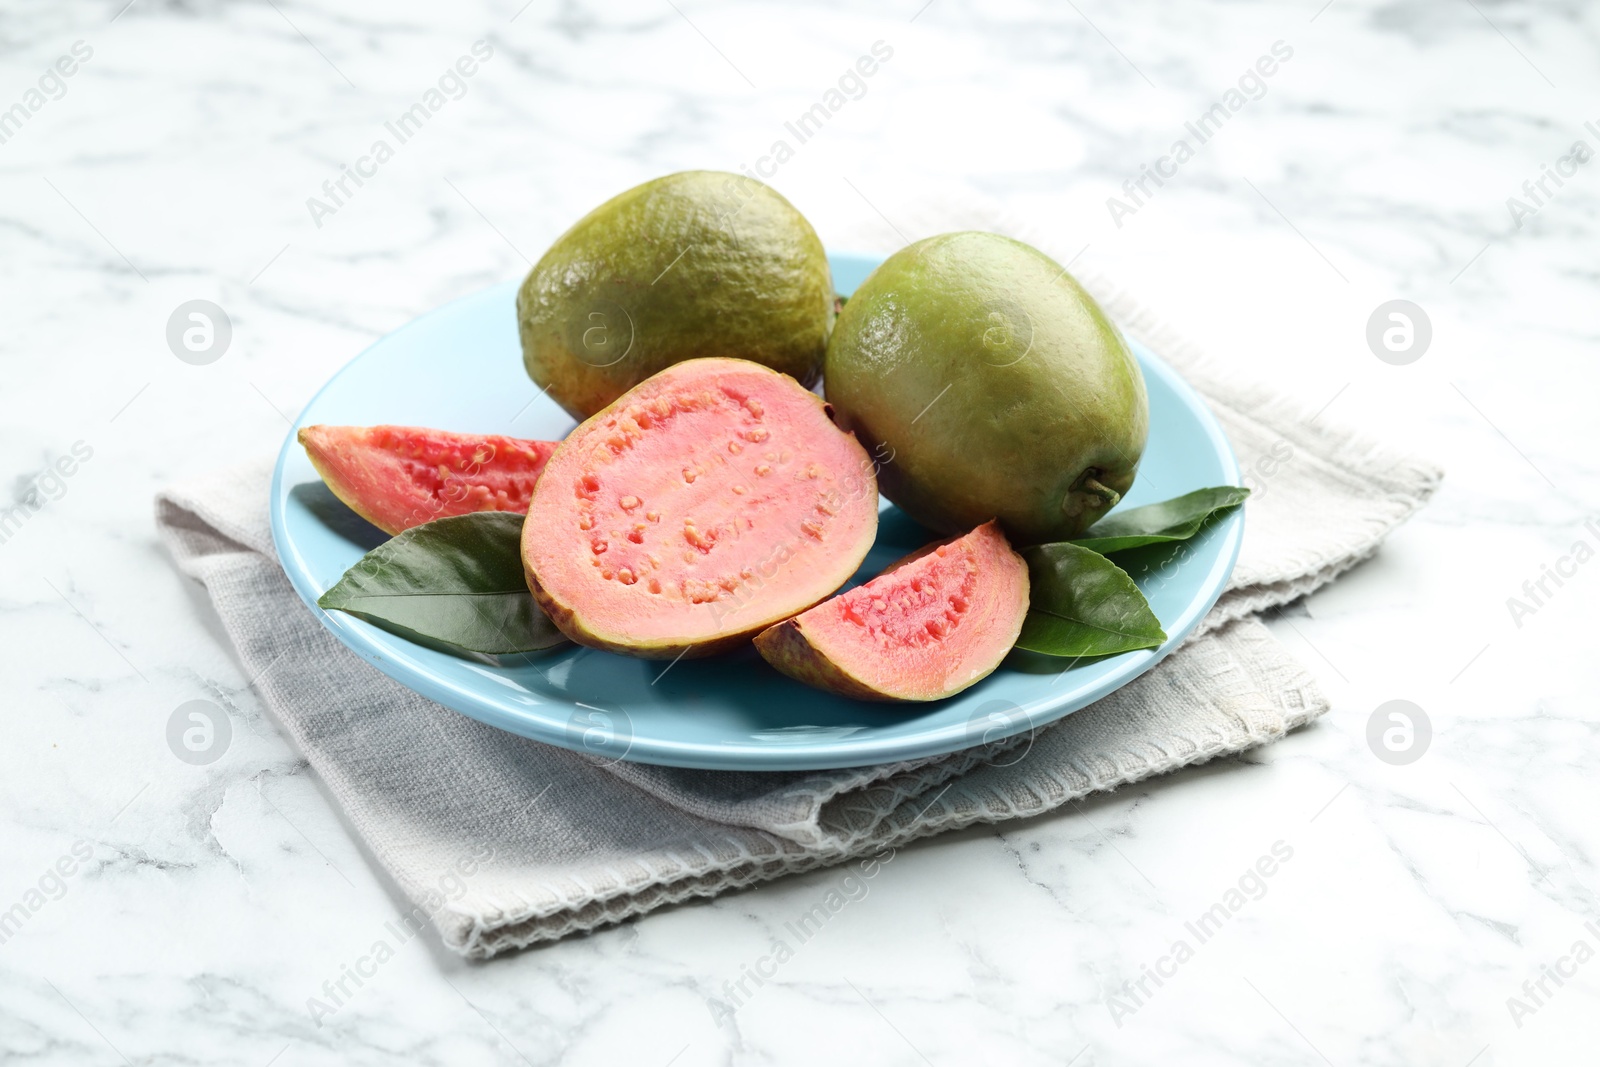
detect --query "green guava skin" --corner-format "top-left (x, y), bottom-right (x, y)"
top-left (824, 232), bottom-right (1149, 546)
top-left (517, 171), bottom-right (835, 420)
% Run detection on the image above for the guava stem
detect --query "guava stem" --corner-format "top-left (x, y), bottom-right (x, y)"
top-left (1081, 476), bottom-right (1121, 509)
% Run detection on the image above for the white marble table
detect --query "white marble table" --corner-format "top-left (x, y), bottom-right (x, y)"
top-left (3, 0), bottom-right (1596, 1063)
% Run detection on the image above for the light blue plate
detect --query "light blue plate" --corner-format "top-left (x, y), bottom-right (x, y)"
top-left (271, 253), bottom-right (1243, 770)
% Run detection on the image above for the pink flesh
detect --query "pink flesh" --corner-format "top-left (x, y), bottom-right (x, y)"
top-left (526, 361), bottom-right (877, 645)
top-left (805, 523), bottom-right (1026, 696)
top-left (304, 425), bottom-right (556, 532)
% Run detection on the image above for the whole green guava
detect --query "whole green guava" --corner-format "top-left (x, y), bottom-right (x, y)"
top-left (823, 232), bottom-right (1149, 545)
top-left (517, 171), bottom-right (834, 420)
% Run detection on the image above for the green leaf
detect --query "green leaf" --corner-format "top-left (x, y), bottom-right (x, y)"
top-left (1015, 542), bottom-right (1167, 658)
top-left (1071, 485), bottom-right (1250, 554)
top-left (318, 512), bottom-right (566, 657)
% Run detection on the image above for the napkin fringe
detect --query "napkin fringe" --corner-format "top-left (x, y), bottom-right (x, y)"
top-left (444, 619), bottom-right (1324, 955)
top-left (451, 701), bottom-right (1291, 956)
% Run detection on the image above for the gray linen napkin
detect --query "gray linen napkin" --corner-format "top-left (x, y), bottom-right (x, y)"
top-left (154, 282), bottom-right (1440, 957)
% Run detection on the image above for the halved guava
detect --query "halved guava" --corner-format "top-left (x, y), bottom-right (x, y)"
top-left (299, 424), bottom-right (558, 535)
top-left (754, 521), bottom-right (1028, 701)
top-left (521, 357), bottom-right (878, 659)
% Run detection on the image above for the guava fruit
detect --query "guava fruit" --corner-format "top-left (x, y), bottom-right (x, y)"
top-left (521, 357), bottom-right (878, 659)
top-left (754, 520), bottom-right (1028, 702)
top-left (823, 232), bottom-right (1149, 545)
top-left (299, 424), bottom-right (557, 535)
top-left (517, 170), bottom-right (834, 420)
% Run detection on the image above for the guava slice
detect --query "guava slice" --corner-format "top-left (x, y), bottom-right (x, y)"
top-left (754, 521), bottom-right (1028, 702)
top-left (521, 357), bottom-right (878, 659)
top-left (299, 424), bottom-right (558, 535)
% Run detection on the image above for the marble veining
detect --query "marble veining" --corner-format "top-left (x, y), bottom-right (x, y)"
top-left (2, 0), bottom-right (1597, 1063)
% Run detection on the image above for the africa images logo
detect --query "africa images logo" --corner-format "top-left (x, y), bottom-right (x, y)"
top-left (305, 41), bottom-right (495, 228)
top-left (0, 41), bottom-right (93, 147)
top-left (0, 441), bottom-right (93, 547)
top-left (1107, 41), bottom-right (1294, 228)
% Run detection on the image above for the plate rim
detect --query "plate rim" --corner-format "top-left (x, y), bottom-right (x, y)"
top-left (270, 254), bottom-right (1243, 770)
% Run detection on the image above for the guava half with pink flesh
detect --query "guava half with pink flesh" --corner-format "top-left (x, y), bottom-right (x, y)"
top-left (521, 357), bottom-right (879, 659)
top-left (299, 424), bottom-right (558, 535)
top-left (754, 521), bottom-right (1028, 702)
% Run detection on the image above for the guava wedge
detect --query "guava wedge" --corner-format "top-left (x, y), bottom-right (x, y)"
top-left (754, 521), bottom-right (1028, 702)
top-left (298, 424), bottom-right (558, 535)
top-left (521, 357), bottom-right (878, 659)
